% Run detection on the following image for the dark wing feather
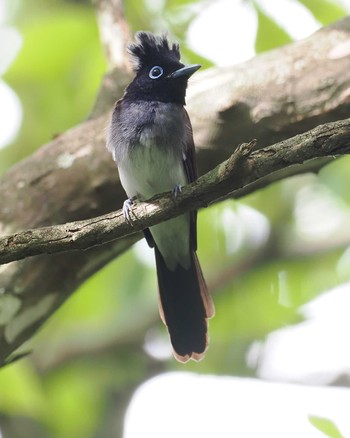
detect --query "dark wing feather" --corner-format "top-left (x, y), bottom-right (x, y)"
top-left (182, 108), bottom-right (197, 182)
top-left (182, 108), bottom-right (198, 251)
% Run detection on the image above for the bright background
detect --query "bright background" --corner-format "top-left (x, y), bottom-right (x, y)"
top-left (1, 0), bottom-right (350, 437)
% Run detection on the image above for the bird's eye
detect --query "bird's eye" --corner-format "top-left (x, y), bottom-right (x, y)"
top-left (149, 66), bottom-right (164, 79)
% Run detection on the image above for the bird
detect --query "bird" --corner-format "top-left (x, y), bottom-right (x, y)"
top-left (107, 31), bottom-right (214, 362)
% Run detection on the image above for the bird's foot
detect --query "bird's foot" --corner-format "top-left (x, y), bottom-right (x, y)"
top-left (172, 184), bottom-right (182, 198)
top-left (123, 198), bottom-right (134, 224)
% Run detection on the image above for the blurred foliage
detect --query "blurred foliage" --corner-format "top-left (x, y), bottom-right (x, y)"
top-left (1, 0), bottom-right (350, 437)
top-left (309, 416), bottom-right (344, 438)
top-left (1, 0), bottom-right (107, 173)
top-left (253, 1), bottom-right (292, 53)
top-left (298, 0), bottom-right (347, 24)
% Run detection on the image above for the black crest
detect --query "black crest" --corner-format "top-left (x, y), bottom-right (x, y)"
top-left (128, 32), bottom-right (181, 72)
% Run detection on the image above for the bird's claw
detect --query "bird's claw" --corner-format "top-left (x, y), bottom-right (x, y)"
top-left (123, 198), bottom-right (134, 224)
top-left (172, 184), bottom-right (182, 198)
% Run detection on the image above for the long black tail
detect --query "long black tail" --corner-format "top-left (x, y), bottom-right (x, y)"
top-left (155, 247), bottom-right (214, 362)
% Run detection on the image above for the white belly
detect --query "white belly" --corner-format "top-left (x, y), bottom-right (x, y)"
top-left (118, 142), bottom-right (186, 200)
top-left (118, 143), bottom-right (190, 270)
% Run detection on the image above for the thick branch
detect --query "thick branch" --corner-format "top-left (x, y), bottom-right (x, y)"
top-left (1, 118), bottom-right (349, 265)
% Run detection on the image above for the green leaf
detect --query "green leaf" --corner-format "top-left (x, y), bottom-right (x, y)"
top-left (309, 415), bottom-right (344, 438)
top-left (253, 1), bottom-right (293, 53)
top-left (1, 350), bottom-right (32, 368)
top-left (0, 361), bottom-right (45, 418)
top-left (298, 0), bottom-right (347, 25)
top-left (165, 0), bottom-right (202, 7)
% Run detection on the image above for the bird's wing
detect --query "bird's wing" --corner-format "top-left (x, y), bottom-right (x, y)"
top-left (182, 108), bottom-right (198, 183)
top-left (182, 108), bottom-right (198, 251)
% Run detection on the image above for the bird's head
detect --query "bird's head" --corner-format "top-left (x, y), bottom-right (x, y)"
top-left (125, 31), bottom-right (201, 105)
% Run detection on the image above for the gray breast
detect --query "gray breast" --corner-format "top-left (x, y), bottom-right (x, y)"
top-left (108, 101), bottom-right (186, 163)
top-left (110, 101), bottom-right (188, 200)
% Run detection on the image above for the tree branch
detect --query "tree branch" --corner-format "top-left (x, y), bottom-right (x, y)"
top-left (1, 118), bottom-right (349, 265)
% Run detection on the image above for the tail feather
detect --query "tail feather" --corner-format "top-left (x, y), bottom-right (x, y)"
top-left (155, 247), bottom-right (214, 362)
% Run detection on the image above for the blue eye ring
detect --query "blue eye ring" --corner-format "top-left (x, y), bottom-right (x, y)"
top-left (149, 66), bottom-right (164, 79)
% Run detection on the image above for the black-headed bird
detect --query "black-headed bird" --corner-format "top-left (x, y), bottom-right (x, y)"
top-left (107, 32), bottom-right (214, 362)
